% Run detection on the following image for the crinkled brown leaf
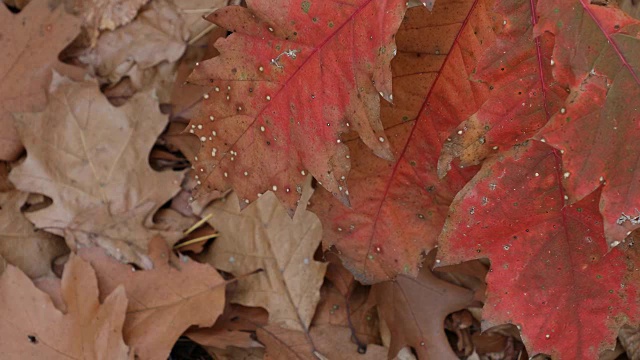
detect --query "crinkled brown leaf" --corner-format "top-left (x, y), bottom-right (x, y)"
top-left (64, 0), bottom-right (148, 45)
top-left (0, 191), bottom-right (68, 278)
top-left (199, 190), bottom-right (326, 331)
top-left (0, 254), bottom-right (131, 359)
top-left (186, 304), bottom-right (267, 350)
top-left (79, 236), bottom-right (226, 360)
top-left (9, 77), bottom-right (184, 268)
top-left (373, 252), bottom-right (474, 359)
top-left (258, 324), bottom-right (388, 360)
top-left (0, 0), bottom-right (81, 161)
top-left (78, 0), bottom-right (188, 88)
top-left (175, 0), bottom-right (228, 40)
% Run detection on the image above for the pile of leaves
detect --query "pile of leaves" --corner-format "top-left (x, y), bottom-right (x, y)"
top-left (1, 0), bottom-right (640, 359)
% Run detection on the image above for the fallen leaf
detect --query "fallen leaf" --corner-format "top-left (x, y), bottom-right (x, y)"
top-left (258, 324), bottom-right (388, 360)
top-left (64, 0), bottom-right (148, 44)
top-left (199, 190), bottom-right (326, 331)
top-left (314, 253), bottom-right (380, 346)
top-left (0, 254), bottom-right (131, 359)
top-left (0, 0), bottom-right (81, 161)
top-left (78, 0), bottom-right (188, 88)
top-left (535, 1), bottom-right (640, 244)
top-left (187, 0), bottom-right (408, 211)
top-left (619, 325), bottom-right (640, 360)
top-left (186, 304), bottom-right (268, 350)
top-left (0, 161), bottom-right (12, 191)
top-left (373, 251), bottom-right (474, 359)
top-left (207, 346), bottom-right (265, 360)
top-left (175, 0), bottom-right (229, 40)
top-left (437, 141), bottom-right (640, 359)
top-left (169, 27), bottom-right (226, 121)
top-left (310, 2), bottom-right (481, 283)
top-left (9, 77), bottom-right (184, 268)
top-left (79, 236), bottom-right (226, 360)
top-left (0, 190), bottom-right (68, 278)
top-left (312, 281), bottom-right (380, 346)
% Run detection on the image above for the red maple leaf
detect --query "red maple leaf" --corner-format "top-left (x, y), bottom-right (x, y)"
top-left (535, 1), bottom-right (640, 244)
top-left (187, 0), bottom-right (407, 211)
top-left (437, 141), bottom-right (640, 359)
top-left (312, 0), bottom-right (566, 282)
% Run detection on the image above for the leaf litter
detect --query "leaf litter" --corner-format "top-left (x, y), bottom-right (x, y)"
top-left (1, 0), bottom-right (640, 359)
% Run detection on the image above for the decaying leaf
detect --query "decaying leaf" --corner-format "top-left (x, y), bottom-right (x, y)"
top-left (373, 251), bottom-right (474, 359)
top-left (0, 254), bottom-right (130, 359)
top-left (9, 77), bottom-right (184, 268)
top-left (64, 0), bottom-right (148, 44)
top-left (438, 141), bottom-right (640, 359)
top-left (187, 0), bottom-right (408, 211)
top-left (0, 191), bottom-right (68, 278)
top-left (175, 0), bottom-right (229, 40)
top-left (78, 0), bottom-right (188, 89)
top-left (79, 236), bottom-right (226, 360)
top-left (186, 304), bottom-right (267, 350)
top-left (199, 190), bottom-right (326, 331)
top-left (258, 324), bottom-right (388, 359)
top-left (0, 0), bottom-right (81, 161)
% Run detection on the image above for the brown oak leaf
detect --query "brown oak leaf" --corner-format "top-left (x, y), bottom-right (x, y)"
top-left (258, 324), bottom-right (388, 360)
top-left (0, 254), bottom-right (131, 359)
top-left (373, 252), bottom-right (474, 359)
top-left (78, 0), bottom-right (189, 90)
top-left (79, 236), bottom-right (226, 360)
top-left (0, 0), bottom-right (81, 161)
top-left (0, 190), bottom-right (68, 278)
top-left (199, 189), bottom-right (326, 332)
top-left (9, 77), bottom-right (184, 268)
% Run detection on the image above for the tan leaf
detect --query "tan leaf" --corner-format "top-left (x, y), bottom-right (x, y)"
top-left (78, 0), bottom-right (189, 87)
top-left (0, 191), bottom-right (68, 278)
top-left (258, 325), bottom-right (388, 360)
top-left (312, 283), bottom-right (380, 346)
top-left (0, 254), bottom-right (130, 359)
top-left (0, 0), bottom-right (81, 161)
top-left (9, 77), bottom-right (184, 268)
top-left (79, 236), bottom-right (226, 360)
top-left (199, 190), bottom-right (326, 331)
top-left (64, 0), bottom-right (148, 44)
top-left (174, 0), bottom-right (228, 41)
top-left (373, 252), bottom-right (474, 360)
top-left (207, 346), bottom-right (265, 360)
top-left (186, 304), bottom-right (267, 350)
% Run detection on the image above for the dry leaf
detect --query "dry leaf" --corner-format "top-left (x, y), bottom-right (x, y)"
top-left (174, 0), bottom-right (228, 40)
top-left (0, 0), bottom-right (81, 161)
top-left (64, 0), bottom-right (148, 44)
top-left (186, 304), bottom-right (267, 350)
top-left (312, 283), bottom-right (380, 346)
top-left (0, 161), bottom-right (13, 192)
top-left (169, 27), bottom-right (226, 121)
top-left (0, 191), bottom-right (68, 278)
top-left (199, 190), bottom-right (326, 331)
top-left (0, 254), bottom-right (130, 359)
top-left (78, 0), bottom-right (188, 88)
top-left (207, 346), bottom-right (265, 360)
top-left (258, 324), bottom-right (388, 360)
top-left (79, 236), bottom-right (226, 360)
top-left (313, 254), bottom-right (381, 346)
top-left (373, 251), bottom-right (474, 359)
top-left (9, 77), bottom-right (184, 268)
top-left (620, 325), bottom-right (640, 360)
